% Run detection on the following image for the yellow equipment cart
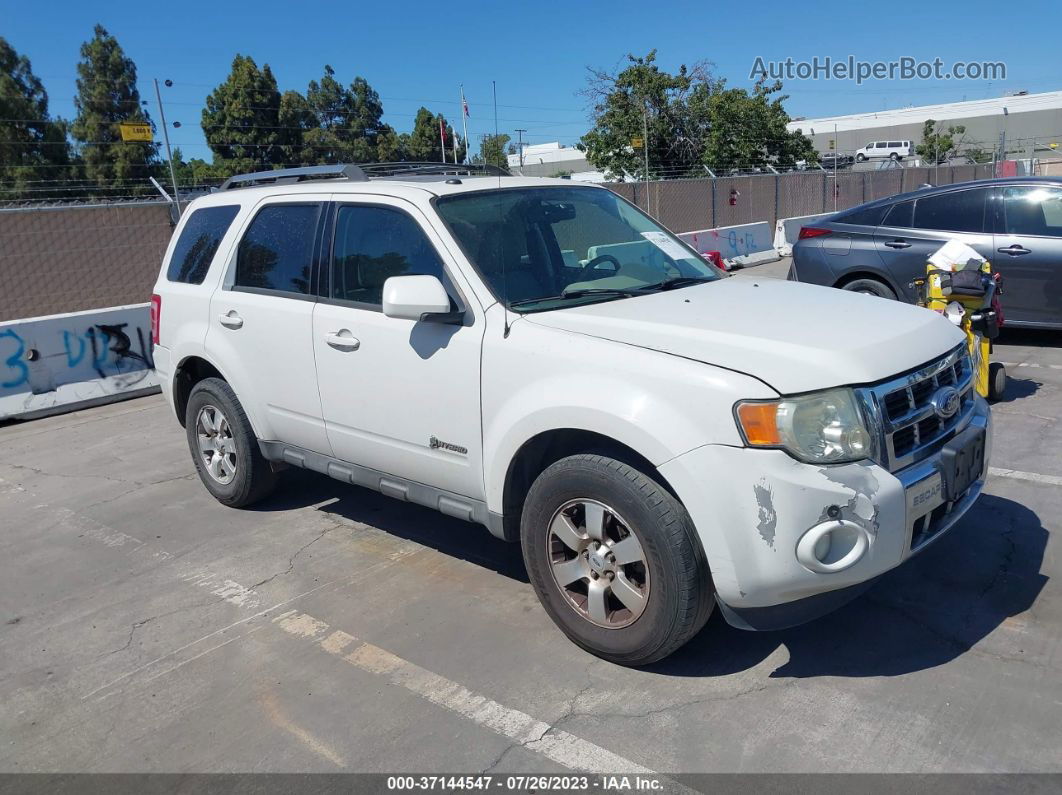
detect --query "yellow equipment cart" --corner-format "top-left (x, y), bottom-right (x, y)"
top-left (914, 259), bottom-right (1006, 401)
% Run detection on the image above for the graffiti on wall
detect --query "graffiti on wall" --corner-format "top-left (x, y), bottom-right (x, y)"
top-left (0, 304), bottom-right (159, 419)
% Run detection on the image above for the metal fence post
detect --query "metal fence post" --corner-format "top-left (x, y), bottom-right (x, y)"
top-left (710, 178), bottom-right (716, 228)
top-left (822, 173), bottom-right (827, 214)
top-left (773, 174), bottom-right (780, 226)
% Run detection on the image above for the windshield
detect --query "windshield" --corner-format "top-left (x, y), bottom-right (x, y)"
top-left (435, 186), bottom-right (723, 312)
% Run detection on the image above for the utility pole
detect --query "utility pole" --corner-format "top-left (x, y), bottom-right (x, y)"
top-left (642, 100), bottom-right (651, 215)
top-left (154, 78), bottom-right (181, 214)
top-left (515, 129), bottom-right (527, 167)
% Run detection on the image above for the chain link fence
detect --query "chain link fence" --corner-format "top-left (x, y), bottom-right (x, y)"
top-left (0, 163), bottom-right (998, 322)
top-left (0, 201), bottom-right (174, 322)
top-left (611, 163), bottom-right (996, 232)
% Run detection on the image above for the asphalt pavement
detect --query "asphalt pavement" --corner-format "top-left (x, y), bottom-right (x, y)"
top-left (1, 258), bottom-right (1059, 775)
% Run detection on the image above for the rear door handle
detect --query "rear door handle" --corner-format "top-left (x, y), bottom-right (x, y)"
top-left (325, 330), bottom-right (360, 351)
top-left (884, 239), bottom-right (911, 249)
top-left (218, 311), bottom-right (243, 329)
top-left (997, 245), bottom-right (1031, 256)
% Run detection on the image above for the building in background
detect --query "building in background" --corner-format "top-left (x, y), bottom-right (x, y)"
top-left (507, 142), bottom-right (605, 181)
top-left (789, 90), bottom-right (1062, 167)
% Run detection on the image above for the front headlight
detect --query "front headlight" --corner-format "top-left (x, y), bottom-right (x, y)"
top-left (735, 388), bottom-right (876, 464)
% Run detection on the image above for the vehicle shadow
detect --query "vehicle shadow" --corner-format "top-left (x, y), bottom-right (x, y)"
top-left (996, 374), bottom-right (1042, 402)
top-left (256, 472), bottom-right (1046, 680)
top-left (652, 493), bottom-right (1048, 679)
top-left (250, 468), bottom-right (530, 583)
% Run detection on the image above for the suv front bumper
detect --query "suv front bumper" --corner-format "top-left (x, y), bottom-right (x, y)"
top-left (658, 395), bottom-right (991, 630)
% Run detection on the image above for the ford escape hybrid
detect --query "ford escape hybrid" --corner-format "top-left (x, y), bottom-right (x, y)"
top-left (152, 163), bottom-right (991, 665)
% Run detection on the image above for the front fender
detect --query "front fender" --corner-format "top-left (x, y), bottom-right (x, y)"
top-left (480, 313), bottom-right (776, 513)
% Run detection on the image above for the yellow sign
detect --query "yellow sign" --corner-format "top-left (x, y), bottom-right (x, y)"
top-left (631, 137), bottom-right (643, 149)
top-left (828, 139), bottom-right (835, 150)
top-left (119, 122), bottom-right (153, 142)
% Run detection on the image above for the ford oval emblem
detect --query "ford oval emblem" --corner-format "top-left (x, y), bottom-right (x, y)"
top-left (931, 386), bottom-right (961, 420)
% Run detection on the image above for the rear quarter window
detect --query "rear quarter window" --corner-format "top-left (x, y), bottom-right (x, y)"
top-left (166, 205), bottom-right (241, 284)
top-left (834, 205), bottom-right (888, 226)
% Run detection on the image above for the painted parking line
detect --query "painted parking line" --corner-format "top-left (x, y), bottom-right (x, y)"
top-left (988, 466), bottom-right (1062, 487)
top-left (997, 361), bottom-right (1062, 371)
top-left (272, 610), bottom-right (657, 776)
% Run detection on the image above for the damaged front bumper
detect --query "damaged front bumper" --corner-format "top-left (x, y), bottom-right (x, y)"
top-left (658, 395), bottom-right (991, 631)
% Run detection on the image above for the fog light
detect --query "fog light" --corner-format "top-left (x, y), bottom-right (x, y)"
top-left (796, 520), bottom-right (869, 573)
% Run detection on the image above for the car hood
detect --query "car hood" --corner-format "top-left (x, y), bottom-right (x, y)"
top-left (525, 278), bottom-right (965, 394)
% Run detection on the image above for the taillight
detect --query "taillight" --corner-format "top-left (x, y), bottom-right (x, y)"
top-left (150, 294), bottom-right (162, 345)
top-left (798, 226), bottom-right (832, 240)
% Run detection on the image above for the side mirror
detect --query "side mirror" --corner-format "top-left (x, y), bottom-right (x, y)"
top-left (382, 275), bottom-right (457, 323)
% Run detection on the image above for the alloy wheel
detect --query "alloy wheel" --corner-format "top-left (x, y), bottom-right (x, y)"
top-left (195, 404), bottom-right (237, 485)
top-left (546, 499), bottom-right (650, 628)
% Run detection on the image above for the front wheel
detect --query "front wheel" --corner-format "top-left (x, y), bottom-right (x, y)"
top-left (520, 454), bottom-right (714, 666)
top-left (856, 153), bottom-right (867, 162)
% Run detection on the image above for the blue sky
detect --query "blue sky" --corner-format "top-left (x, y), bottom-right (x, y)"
top-left (4, 0), bottom-right (1057, 158)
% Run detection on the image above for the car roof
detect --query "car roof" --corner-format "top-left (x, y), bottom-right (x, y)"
top-left (835, 175), bottom-right (1062, 213)
top-left (185, 175), bottom-right (592, 211)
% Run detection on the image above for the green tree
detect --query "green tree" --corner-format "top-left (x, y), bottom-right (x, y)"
top-left (277, 89), bottom-right (317, 166)
top-left (0, 37), bottom-right (72, 199)
top-left (71, 24), bottom-right (157, 190)
top-left (474, 133), bottom-right (510, 168)
top-left (305, 65), bottom-right (352, 162)
top-left (201, 55), bottom-right (283, 170)
top-left (916, 119), bottom-right (968, 164)
top-left (581, 50), bottom-right (816, 178)
top-left (406, 107), bottom-right (464, 162)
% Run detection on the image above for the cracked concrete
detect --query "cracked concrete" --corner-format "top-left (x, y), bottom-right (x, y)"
top-left (2, 320), bottom-right (1061, 774)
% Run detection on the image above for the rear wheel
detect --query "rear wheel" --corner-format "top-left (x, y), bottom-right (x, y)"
top-left (185, 377), bottom-right (276, 507)
top-left (520, 454), bottom-right (714, 666)
top-left (841, 278), bottom-right (896, 300)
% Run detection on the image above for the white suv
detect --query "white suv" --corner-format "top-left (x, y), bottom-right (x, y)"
top-left (151, 163), bottom-right (991, 665)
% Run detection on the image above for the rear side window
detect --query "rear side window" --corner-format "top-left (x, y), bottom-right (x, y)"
top-left (913, 189), bottom-right (988, 233)
top-left (835, 204), bottom-right (888, 226)
top-left (882, 200), bottom-right (914, 228)
top-left (166, 205), bottom-right (240, 284)
top-left (330, 205), bottom-right (449, 307)
top-left (235, 204), bottom-right (321, 295)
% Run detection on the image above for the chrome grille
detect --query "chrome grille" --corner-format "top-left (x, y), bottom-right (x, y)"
top-left (857, 346), bottom-right (975, 472)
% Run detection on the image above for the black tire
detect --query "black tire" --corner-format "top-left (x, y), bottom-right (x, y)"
top-left (988, 361), bottom-right (1007, 402)
top-left (890, 152), bottom-right (900, 161)
top-left (856, 153), bottom-right (866, 162)
top-left (185, 377), bottom-right (276, 507)
top-left (520, 454), bottom-right (714, 666)
top-left (841, 278), bottom-right (897, 300)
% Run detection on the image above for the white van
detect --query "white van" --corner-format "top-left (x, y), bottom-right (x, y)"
top-left (855, 140), bottom-right (912, 162)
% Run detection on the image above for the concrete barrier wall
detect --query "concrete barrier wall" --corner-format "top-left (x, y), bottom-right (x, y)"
top-left (0, 304), bottom-right (159, 421)
top-left (678, 222), bottom-right (780, 268)
top-left (773, 213), bottom-right (831, 257)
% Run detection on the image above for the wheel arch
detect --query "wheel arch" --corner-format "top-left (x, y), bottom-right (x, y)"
top-left (833, 269), bottom-right (901, 296)
top-left (497, 428), bottom-right (683, 543)
top-left (172, 354), bottom-right (229, 427)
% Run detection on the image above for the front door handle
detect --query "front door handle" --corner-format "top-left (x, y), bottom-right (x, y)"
top-left (218, 311), bottom-right (243, 329)
top-left (884, 239), bottom-right (911, 249)
top-left (997, 245), bottom-right (1031, 256)
top-left (325, 330), bottom-right (360, 351)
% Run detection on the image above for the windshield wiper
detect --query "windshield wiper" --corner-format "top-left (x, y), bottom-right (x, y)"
top-left (640, 276), bottom-right (716, 291)
top-left (508, 287), bottom-right (645, 309)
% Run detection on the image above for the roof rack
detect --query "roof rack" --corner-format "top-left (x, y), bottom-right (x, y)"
top-left (358, 162), bottom-right (510, 178)
top-left (218, 164), bottom-right (367, 191)
top-left (217, 162), bottom-right (511, 192)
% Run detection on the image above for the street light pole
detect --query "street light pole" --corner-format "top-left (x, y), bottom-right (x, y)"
top-left (154, 78), bottom-right (181, 214)
top-left (515, 129), bottom-right (526, 167)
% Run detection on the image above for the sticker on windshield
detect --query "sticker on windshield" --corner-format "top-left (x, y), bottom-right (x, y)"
top-left (641, 231), bottom-right (691, 261)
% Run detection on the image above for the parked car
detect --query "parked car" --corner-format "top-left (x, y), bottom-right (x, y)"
top-left (791, 176), bottom-right (1062, 328)
top-left (855, 140), bottom-right (913, 162)
top-left (820, 152), bottom-right (854, 169)
top-left (152, 163), bottom-right (989, 665)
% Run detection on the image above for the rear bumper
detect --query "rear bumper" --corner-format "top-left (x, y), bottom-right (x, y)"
top-left (659, 396), bottom-right (991, 630)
